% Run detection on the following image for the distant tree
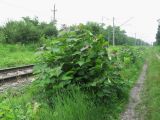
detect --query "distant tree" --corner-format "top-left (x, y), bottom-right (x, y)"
top-left (3, 20), bottom-right (41, 43)
top-left (0, 17), bottom-right (58, 44)
top-left (0, 27), bottom-right (6, 43)
top-left (58, 22), bottom-right (148, 46)
top-left (105, 26), bottom-right (128, 45)
top-left (156, 25), bottom-right (160, 45)
top-left (39, 22), bottom-right (58, 38)
top-left (85, 22), bottom-right (104, 35)
top-left (22, 16), bottom-right (39, 26)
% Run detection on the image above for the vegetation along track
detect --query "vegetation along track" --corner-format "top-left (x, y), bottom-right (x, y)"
top-left (0, 65), bottom-right (34, 92)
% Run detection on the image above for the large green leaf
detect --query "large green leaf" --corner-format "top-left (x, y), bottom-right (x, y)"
top-left (50, 66), bottom-right (62, 77)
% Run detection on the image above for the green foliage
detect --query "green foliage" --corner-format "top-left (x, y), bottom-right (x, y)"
top-left (39, 22), bottom-right (58, 38)
top-left (0, 45), bottom-right (145, 120)
top-left (62, 23), bottom-right (148, 46)
top-left (0, 87), bottom-right (126, 120)
top-left (156, 25), bottom-right (160, 45)
top-left (84, 22), bottom-right (105, 36)
top-left (0, 18), bottom-right (148, 46)
top-left (0, 17), bottom-right (58, 44)
top-left (118, 47), bottom-right (144, 65)
top-left (0, 44), bottom-right (35, 68)
top-left (0, 99), bottom-right (36, 120)
top-left (0, 30), bottom-right (6, 43)
top-left (0, 19), bottom-right (148, 120)
top-left (0, 89), bottom-right (40, 120)
top-left (137, 48), bottom-right (160, 120)
top-left (35, 29), bottom-right (131, 105)
top-left (36, 88), bottom-right (95, 120)
top-left (107, 26), bottom-right (127, 45)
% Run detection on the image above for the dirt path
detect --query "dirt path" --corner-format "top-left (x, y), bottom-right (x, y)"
top-left (121, 63), bottom-right (148, 120)
top-left (156, 54), bottom-right (160, 60)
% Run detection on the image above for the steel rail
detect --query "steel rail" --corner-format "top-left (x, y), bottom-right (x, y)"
top-left (0, 65), bottom-right (34, 84)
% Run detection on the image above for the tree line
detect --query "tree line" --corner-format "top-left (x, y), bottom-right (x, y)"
top-left (0, 17), bottom-right (148, 46)
top-left (67, 22), bottom-right (148, 46)
top-left (0, 17), bottom-right (58, 44)
top-left (156, 24), bottom-right (160, 45)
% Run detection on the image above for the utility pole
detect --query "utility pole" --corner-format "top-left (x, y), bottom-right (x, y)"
top-left (51, 4), bottom-right (57, 25)
top-left (135, 33), bottom-right (137, 46)
top-left (101, 16), bottom-right (110, 43)
top-left (102, 17), bottom-right (133, 46)
top-left (112, 17), bottom-right (115, 46)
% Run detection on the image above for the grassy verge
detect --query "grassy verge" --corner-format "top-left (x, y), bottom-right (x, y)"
top-left (0, 46), bottom-right (144, 120)
top-left (0, 58), bottom-right (144, 120)
top-left (0, 44), bottom-right (36, 68)
top-left (138, 48), bottom-right (160, 120)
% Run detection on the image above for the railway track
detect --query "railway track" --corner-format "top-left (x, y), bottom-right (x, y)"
top-left (0, 65), bottom-right (34, 84)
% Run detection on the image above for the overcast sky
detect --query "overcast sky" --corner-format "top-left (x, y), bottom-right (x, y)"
top-left (0, 0), bottom-right (160, 44)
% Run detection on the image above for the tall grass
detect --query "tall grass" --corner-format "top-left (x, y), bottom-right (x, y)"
top-left (0, 45), bottom-right (146, 120)
top-left (0, 58), bottom-right (144, 120)
top-left (36, 89), bottom-right (96, 120)
top-left (1, 87), bottom-right (106, 120)
top-left (138, 48), bottom-right (160, 120)
top-left (0, 44), bottom-right (35, 68)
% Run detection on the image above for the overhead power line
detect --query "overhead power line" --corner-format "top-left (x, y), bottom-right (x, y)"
top-left (119, 17), bottom-right (134, 27)
top-left (112, 17), bottom-right (115, 46)
top-left (1, 0), bottom-right (41, 14)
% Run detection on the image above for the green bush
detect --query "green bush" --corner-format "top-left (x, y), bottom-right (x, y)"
top-left (0, 17), bottom-right (58, 44)
top-left (118, 46), bottom-right (146, 66)
top-left (35, 29), bottom-right (126, 105)
top-left (0, 30), bottom-right (6, 43)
